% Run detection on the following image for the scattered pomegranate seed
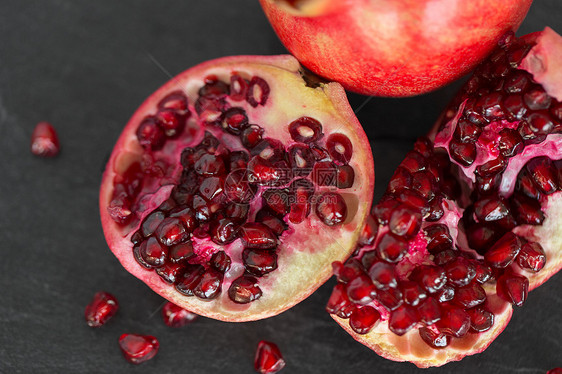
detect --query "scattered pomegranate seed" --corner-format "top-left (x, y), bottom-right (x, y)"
top-left (30, 121), bottom-right (60, 157)
top-left (118, 334), bottom-right (159, 364)
top-left (84, 291), bottom-right (118, 327)
top-left (254, 341), bottom-right (285, 374)
top-left (161, 302), bottom-right (197, 327)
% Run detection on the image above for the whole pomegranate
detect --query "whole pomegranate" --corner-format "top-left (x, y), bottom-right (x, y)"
top-left (99, 55), bottom-right (374, 322)
top-left (327, 28), bottom-right (562, 367)
top-left (259, 0), bottom-right (532, 97)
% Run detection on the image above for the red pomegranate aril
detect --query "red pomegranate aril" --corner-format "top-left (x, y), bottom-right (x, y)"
top-left (376, 233), bottom-right (408, 263)
top-left (388, 305), bottom-right (418, 336)
top-left (136, 117), bottom-right (166, 151)
top-left (347, 274), bottom-right (377, 305)
top-left (455, 119), bottom-right (481, 143)
top-left (315, 192), bottom-right (347, 226)
top-left (350, 306), bottom-right (381, 334)
top-left (517, 242), bottom-right (547, 272)
top-left (247, 156), bottom-right (281, 185)
top-left (175, 265), bottom-right (205, 296)
top-left (246, 76), bottom-right (270, 107)
top-left (526, 156), bottom-right (558, 194)
top-left (288, 116), bottom-right (323, 143)
top-left (288, 144), bottom-right (315, 176)
top-left (416, 297), bottom-right (441, 325)
top-left (528, 111), bottom-right (554, 135)
top-left (467, 307), bottom-right (494, 333)
top-left (156, 108), bottom-right (186, 138)
top-left (256, 209), bottom-right (287, 235)
top-left (504, 71), bottom-right (530, 93)
top-left (411, 171), bottom-right (437, 200)
top-left (498, 128), bottom-right (524, 157)
top-left (85, 291), bottom-right (119, 327)
top-left (210, 250), bottom-right (232, 273)
top-left (326, 133), bottom-right (353, 165)
top-left (419, 327), bottom-right (451, 349)
top-left (358, 216), bottom-right (378, 247)
top-left (240, 124), bottom-right (264, 149)
top-left (437, 284), bottom-right (455, 303)
top-left (158, 198), bottom-right (177, 213)
top-left (263, 188), bottom-right (291, 215)
top-left (377, 287), bottom-right (404, 311)
top-left (425, 224), bottom-right (453, 254)
top-left (476, 157), bottom-right (507, 178)
top-left (473, 261), bottom-right (493, 283)
top-left (254, 341), bottom-right (285, 374)
top-left (496, 273), bottom-right (529, 307)
top-left (139, 237), bottom-right (168, 267)
top-left (444, 257), bottom-right (476, 287)
top-left (221, 107), bottom-right (248, 135)
top-left (504, 94), bottom-right (528, 120)
top-left (169, 241), bottom-right (195, 263)
top-left (336, 165), bottom-right (355, 189)
top-left (548, 369), bottom-right (562, 374)
top-left (466, 223), bottom-right (500, 252)
top-left (199, 76), bottom-right (229, 98)
top-left (477, 92), bottom-right (505, 120)
top-left (510, 193), bottom-right (545, 225)
top-left (399, 281), bottom-right (427, 307)
top-left (312, 161), bottom-right (337, 186)
top-left (224, 170), bottom-right (256, 204)
top-left (240, 223), bottom-right (277, 249)
top-left (243, 249), bottom-right (278, 276)
top-left (372, 199), bottom-right (399, 225)
top-left (387, 167), bottom-right (412, 194)
top-left (162, 302), bottom-right (197, 327)
top-left (400, 151), bottom-right (426, 174)
top-left (434, 249), bottom-right (458, 266)
top-left (389, 205), bottom-right (422, 239)
top-left (155, 217), bottom-right (189, 247)
top-left (397, 190), bottom-right (429, 215)
top-left (484, 232), bottom-right (522, 268)
top-left (410, 265), bottom-right (447, 294)
top-left (436, 305), bottom-right (471, 338)
top-left (119, 334), bottom-right (159, 365)
top-left (209, 218), bottom-right (239, 245)
top-left (228, 275), bottom-right (262, 304)
top-left (169, 206), bottom-right (197, 230)
top-left (453, 282), bottom-right (486, 309)
top-left (369, 262), bottom-right (398, 290)
top-left (31, 122), bottom-right (60, 157)
top-left (475, 174), bottom-right (502, 195)
top-left (524, 87), bottom-right (552, 110)
top-left (449, 139), bottom-right (476, 166)
top-left (158, 90), bottom-right (188, 113)
top-left (473, 197), bottom-right (511, 222)
top-left (516, 169), bottom-right (542, 199)
top-left (156, 262), bottom-right (184, 284)
top-left (194, 154), bottom-right (226, 176)
top-left (333, 260), bottom-right (363, 284)
top-left (141, 210), bottom-right (166, 237)
top-left (193, 268), bottom-right (223, 299)
top-left (326, 283), bottom-right (353, 317)
top-left (229, 74), bottom-right (248, 101)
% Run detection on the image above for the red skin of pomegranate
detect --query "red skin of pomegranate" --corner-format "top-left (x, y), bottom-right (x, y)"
top-left (100, 55), bottom-right (374, 322)
top-left (259, 0), bottom-right (532, 97)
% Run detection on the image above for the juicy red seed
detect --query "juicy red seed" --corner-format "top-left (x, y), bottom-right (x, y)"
top-left (136, 117), bottom-right (166, 151)
top-left (436, 305), bottom-right (471, 338)
top-left (425, 224), bottom-right (453, 254)
top-left (194, 154), bottom-right (226, 176)
top-left (169, 206), bottom-right (197, 231)
top-left (419, 327), bottom-right (451, 349)
top-left (254, 341), bottom-right (285, 374)
top-left (256, 209), bottom-right (287, 235)
top-left (171, 186), bottom-right (193, 205)
top-left (210, 251), bottom-right (232, 273)
top-left (434, 249), bottom-right (457, 266)
top-left (449, 139), bottom-right (476, 166)
top-left (517, 242), bottom-right (547, 272)
top-left (387, 167), bottom-right (412, 194)
top-left (388, 305), bottom-right (418, 336)
top-left (477, 91), bottom-right (505, 120)
top-left (326, 283), bottom-right (353, 316)
top-left (377, 287), bottom-right (404, 311)
top-left (156, 262), bottom-right (184, 284)
top-left (475, 174), bottom-right (502, 195)
top-left (310, 144), bottom-right (330, 160)
top-left (510, 193), bottom-right (545, 225)
top-left (247, 156), bottom-right (281, 185)
top-left (221, 107), bottom-right (248, 135)
top-left (229, 74), bottom-right (248, 101)
top-left (476, 157), bottom-right (507, 178)
top-left (169, 241), bottom-right (194, 263)
top-left (141, 210), bottom-right (166, 237)
top-left (246, 76), bottom-right (270, 107)
top-left (193, 268), bottom-right (223, 299)
top-left (473, 196), bottom-right (511, 222)
top-left (347, 274), bottom-right (377, 305)
top-left (333, 260), bottom-right (364, 284)
top-left (376, 233), bottom-right (408, 263)
top-left (199, 76), bottom-right (229, 97)
top-left (516, 169), bottom-right (541, 199)
top-left (243, 249), bottom-right (278, 276)
top-left (455, 119), bottom-right (481, 143)
top-left (240, 124), bottom-right (264, 149)
top-left (358, 216), bottom-right (378, 247)
top-left (158, 91), bottom-right (188, 112)
top-left (400, 151), bottom-right (426, 174)
top-left (209, 218), bottom-right (239, 245)
top-left (139, 237), bottom-right (168, 267)
top-left (484, 232), bottom-right (522, 268)
top-left (326, 133), bottom-right (353, 165)
top-left (230, 150), bottom-right (249, 170)
top-left (410, 265), bottom-right (447, 294)
top-left (131, 230), bottom-right (144, 245)
top-left (361, 250), bottom-right (379, 271)
top-left (372, 198), bottom-right (399, 225)
top-left (444, 257), bottom-right (476, 287)
top-left (399, 281), bottom-right (427, 307)
top-left (397, 190), bottom-right (429, 213)
top-left (225, 203), bottom-right (249, 222)
top-left (437, 284), bottom-right (455, 303)
top-left (453, 282), bottom-right (486, 309)
top-left (412, 171), bottom-right (437, 200)
top-left (524, 87), bottom-right (552, 110)
top-left (312, 161), bottom-right (337, 186)
top-left (416, 297), bottom-right (442, 325)
top-left (288, 116), bottom-right (323, 143)
top-left (161, 302), bottom-right (197, 327)
top-left (119, 334), bottom-right (159, 365)
top-left (504, 71), bottom-right (530, 93)
top-left (496, 273), bottom-right (529, 307)
top-left (158, 198), bottom-right (177, 213)
top-left (467, 307), bottom-right (494, 332)
top-left (133, 244), bottom-right (154, 269)
top-left (239, 223), bottom-right (277, 249)
top-left (288, 144), bottom-right (315, 176)
top-left (473, 261), bottom-right (493, 283)
top-left (156, 108), bottom-right (186, 138)
top-left (175, 265), bottom-right (205, 296)
top-left (528, 111), bottom-right (554, 134)
top-left (224, 170), bottom-right (256, 203)
top-left (288, 179), bottom-right (314, 224)
top-left (349, 306), bottom-right (381, 335)
top-left (228, 275), bottom-right (262, 304)
top-left (368, 262), bottom-right (397, 290)
top-left (315, 192), bottom-right (347, 226)
top-left (155, 217), bottom-right (189, 247)
top-left (199, 177), bottom-right (225, 201)
top-left (498, 128), bottom-right (524, 157)
top-left (263, 188), bottom-right (291, 215)
top-left (526, 156), bottom-right (558, 194)
top-left (504, 94), bottom-right (528, 120)
top-left (389, 204), bottom-right (422, 239)
top-left (31, 122), bottom-right (60, 157)
top-left (466, 223), bottom-right (500, 252)
top-left (85, 291), bottom-right (119, 327)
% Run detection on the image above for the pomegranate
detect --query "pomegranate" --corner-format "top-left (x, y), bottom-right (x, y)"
top-left (328, 28), bottom-right (562, 367)
top-left (161, 301), bottom-right (198, 327)
top-left (254, 341), bottom-right (285, 374)
top-left (84, 291), bottom-right (119, 327)
top-left (259, 0), bottom-right (532, 97)
top-left (31, 121), bottom-right (60, 157)
top-left (100, 55), bottom-right (374, 322)
top-left (118, 334), bottom-right (159, 364)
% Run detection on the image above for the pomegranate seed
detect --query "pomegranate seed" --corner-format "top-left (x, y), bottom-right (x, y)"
top-left (387, 167), bottom-right (412, 194)
top-left (547, 369), bottom-right (562, 374)
top-left (436, 305), bottom-right (471, 338)
top-left (136, 117), bottom-right (166, 151)
top-left (476, 157), bottom-right (507, 178)
top-left (416, 297), bottom-right (442, 325)
top-left (254, 341), bottom-right (285, 374)
top-left (333, 260), bottom-right (364, 284)
top-left (199, 76), bottom-right (229, 98)
top-left (424, 224), bottom-right (453, 254)
top-left (312, 160), bottom-right (337, 186)
top-left (377, 287), bottom-right (404, 311)
top-left (209, 218), bottom-right (239, 245)
top-left (247, 156), bottom-right (281, 185)
top-left (263, 188), bottom-right (291, 215)
top-left (368, 262), bottom-right (397, 290)
top-left (161, 302), bottom-right (197, 327)
top-left (496, 273), bottom-right (529, 307)
top-left (210, 250), bottom-right (232, 273)
top-left (360, 250), bottom-right (379, 271)
top-left (484, 232), bottom-right (522, 268)
top-left (455, 119), bottom-right (481, 143)
top-left (475, 173), bottom-right (502, 195)
top-left (140, 210), bottom-right (165, 237)
top-left (473, 261), bottom-right (493, 283)
top-left (477, 91), bottom-right (505, 120)
top-left (224, 170), bottom-right (256, 204)
top-left (84, 291), bottom-right (119, 327)
top-left (243, 249), bottom-right (278, 276)
top-left (241, 124), bottom-right (264, 149)
top-left (221, 107), bottom-right (248, 135)
top-left (399, 281), bottom-right (427, 307)
top-left (449, 138), bottom-right (476, 166)
top-left (389, 204), bottom-right (422, 239)
top-left (453, 282), bottom-right (486, 309)
top-left (158, 90), bottom-right (188, 113)
top-left (30, 122), bottom-right (60, 157)
top-left (336, 164), bottom-right (355, 188)
top-left (437, 284), bottom-right (455, 303)
top-left (388, 305), bottom-right (418, 336)
top-left (230, 150), bottom-right (250, 170)
top-left (229, 74), bottom-right (248, 101)
top-left (288, 144), bottom-right (315, 176)
top-left (347, 274), bottom-right (377, 305)
top-left (326, 283), bottom-right (353, 317)
top-left (246, 76), bottom-right (270, 107)
top-left (256, 209), bottom-right (287, 235)
top-left (288, 116), bottom-right (323, 143)
top-left (194, 154), bottom-right (226, 176)
top-left (466, 222), bottom-right (500, 252)
top-left (498, 128), bottom-right (524, 157)
top-left (193, 268), bottom-right (223, 299)
top-left (467, 307), bottom-right (494, 332)
top-left (358, 216), bottom-right (378, 247)
top-left (516, 168), bottom-right (542, 199)
top-left (410, 265), bottom-right (447, 294)
top-left (155, 262), bottom-right (184, 284)
top-left (228, 275), bottom-right (262, 304)
top-left (155, 217), bottom-right (189, 247)
top-left (139, 237), bottom-right (168, 267)
top-left (118, 334), bottom-right (159, 364)
top-left (517, 242), bottom-right (546, 272)
top-left (315, 192), bottom-right (347, 226)
top-left (372, 199), bottom-right (400, 225)
top-left (240, 223), bottom-right (277, 249)
top-left (169, 241), bottom-right (195, 263)
top-left (376, 233), bottom-right (408, 263)
top-left (434, 249), bottom-right (457, 266)
top-left (156, 108), bottom-right (186, 138)
top-left (510, 193), bottom-right (545, 225)
top-left (473, 196), bottom-right (511, 222)
top-left (326, 133), bottom-right (353, 165)
top-left (444, 257), bottom-right (476, 287)
top-left (524, 87), bottom-right (552, 110)
top-left (419, 327), bottom-right (451, 349)
top-left (504, 71), bottom-right (530, 93)
top-left (158, 197), bottom-right (177, 213)
top-left (175, 265), bottom-right (205, 296)
top-left (350, 306), bottom-right (381, 334)
top-left (169, 206), bottom-right (197, 232)
top-left (526, 156), bottom-right (558, 194)
top-left (400, 151), bottom-right (426, 173)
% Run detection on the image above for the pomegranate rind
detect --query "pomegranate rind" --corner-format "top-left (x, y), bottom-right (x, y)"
top-left (332, 295), bottom-right (512, 368)
top-left (100, 55), bottom-right (374, 322)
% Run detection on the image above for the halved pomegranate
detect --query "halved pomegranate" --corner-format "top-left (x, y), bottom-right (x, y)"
top-left (100, 55), bottom-right (374, 322)
top-left (328, 28), bottom-right (562, 367)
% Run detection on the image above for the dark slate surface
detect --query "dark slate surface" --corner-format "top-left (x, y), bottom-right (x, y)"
top-left (0, 1), bottom-right (561, 373)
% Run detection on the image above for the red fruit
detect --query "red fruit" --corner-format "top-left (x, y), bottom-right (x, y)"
top-left (161, 302), bottom-right (198, 327)
top-left (259, 0), bottom-right (531, 96)
top-left (254, 341), bottom-right (285, 374)
top-left (118, 334), bottom-right (159, 364)
top-left (100, 55), bottom-right (374, 322)
top-left (84, 291), bottom-right (118, 327)
top-left (329, 29), bottom-right (562, 368)
top-left (548, 369), bottom-right (562, 374)
top-left (350, 306), bottom-right (381, 334)
top-left (30, 121), bottom-right (60, 157)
